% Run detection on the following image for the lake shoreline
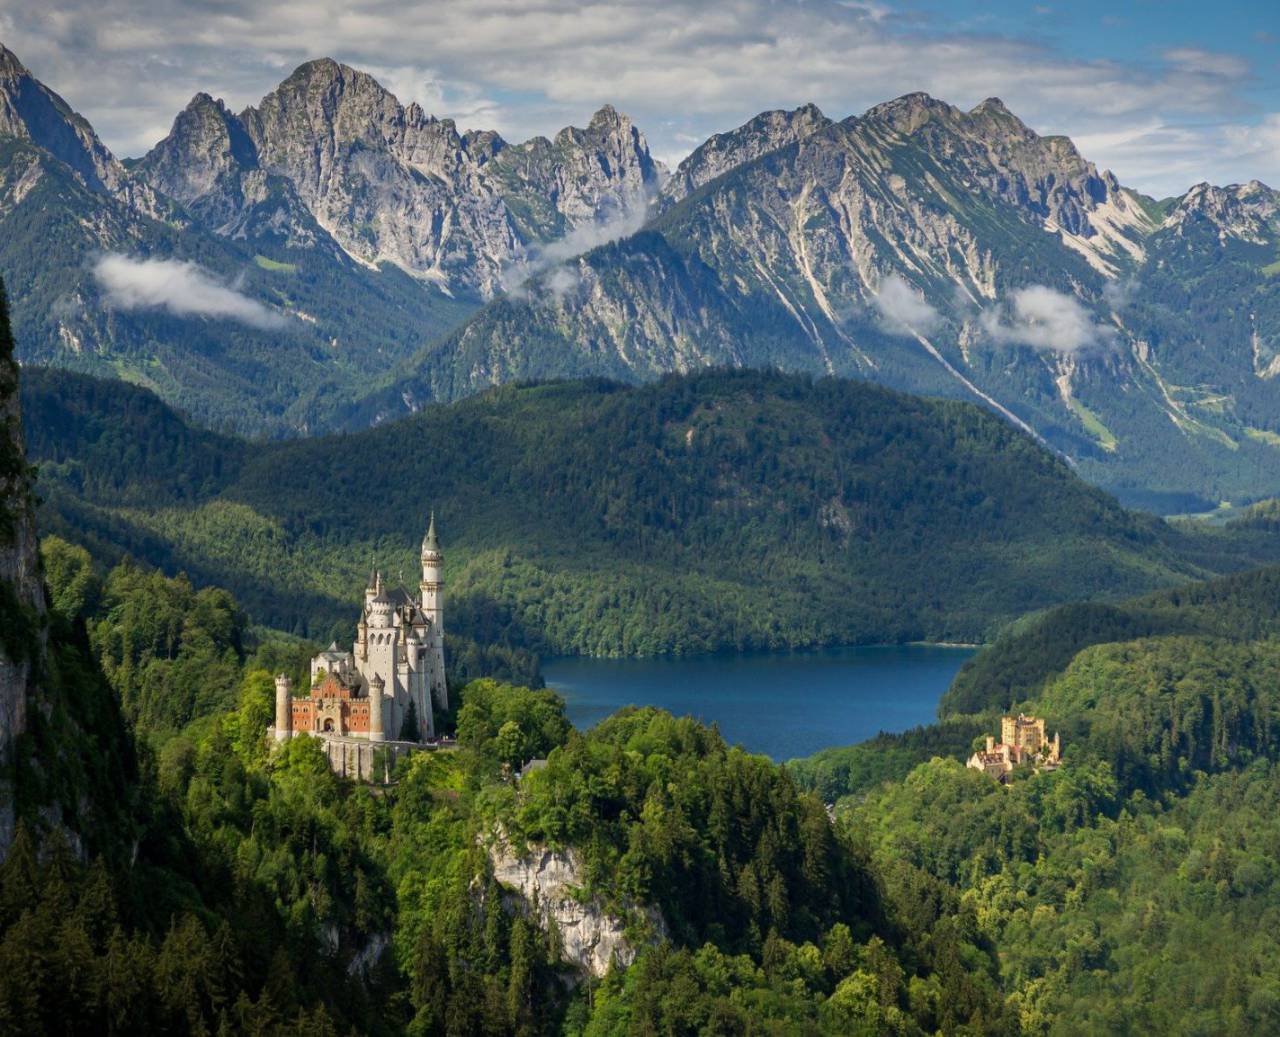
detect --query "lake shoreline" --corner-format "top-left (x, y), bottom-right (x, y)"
top-left (543, 640), bottom-right (984, 665)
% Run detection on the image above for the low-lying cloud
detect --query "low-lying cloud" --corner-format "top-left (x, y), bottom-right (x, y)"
top-left (93, 254), bottom-right (286, 329)
top-left (981, 285), bottom-right (1116, 354)
top-left (873, 274), bottom-right (942, 336)
top-left (503, 194), bottom-right (651, 302)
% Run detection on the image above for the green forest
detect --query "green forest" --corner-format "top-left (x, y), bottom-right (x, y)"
top-left (784, 563), bottom-right (1280, 1035)
top-left (10, 265), bottom-right (1280, 1032)
top-left (19, 503), bottom-right (1280, 1034)
top-left (3, 537), bottom-right (1018, 1035)
top-left (22, 366), bottom-right (1280, 661)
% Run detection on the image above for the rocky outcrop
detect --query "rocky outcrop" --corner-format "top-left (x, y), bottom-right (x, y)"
top-left (136, 92), bottom-right (326, 247)
top-left (489, 835), bottom-right (666, 978)
top-left (863, 93), bottom-right (1153, 272)
top-left (490, 104), bottom-right (663, 238)
top-left (0, 44), bottom-right (158, 216)
top-left (0, 280), bottom-right (46, 856)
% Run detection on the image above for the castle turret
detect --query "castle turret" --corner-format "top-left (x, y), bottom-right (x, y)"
top-left (368, 673), bottom-right (385, 742)
top-left (274, 674), bottom-right (293, 742)
top-left (364, 566), bottom-right (378, 606)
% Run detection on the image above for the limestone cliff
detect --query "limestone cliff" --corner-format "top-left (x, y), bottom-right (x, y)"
top-left (0, 280), bottom-right (45, 855)
top-left (489, 835), bottom-right (666, 978)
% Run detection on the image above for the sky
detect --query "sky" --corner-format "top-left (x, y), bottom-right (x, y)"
top-left (0, 0), bottom-right (1276, 198)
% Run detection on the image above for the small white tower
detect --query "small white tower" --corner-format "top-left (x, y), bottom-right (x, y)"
top-left (274, 674), bottom-right (293, 742)
top-left (368, 673), bottom-right (385, 742)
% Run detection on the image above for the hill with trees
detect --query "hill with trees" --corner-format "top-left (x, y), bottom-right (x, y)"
top-left (23, 365), bottom-right (1280, 661)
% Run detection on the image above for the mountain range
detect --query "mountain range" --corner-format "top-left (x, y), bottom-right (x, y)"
top-left (1, 42), bottom-right (1278, 506)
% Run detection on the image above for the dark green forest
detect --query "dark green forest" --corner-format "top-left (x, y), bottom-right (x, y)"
top-left (22, 366), bottom-right (1280, 661)
top-left (8, 303), bottom-right (1280, 1032)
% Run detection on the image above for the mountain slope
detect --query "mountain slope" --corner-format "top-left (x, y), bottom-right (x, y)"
top-left (23, 365), bottom-right (1280, 657)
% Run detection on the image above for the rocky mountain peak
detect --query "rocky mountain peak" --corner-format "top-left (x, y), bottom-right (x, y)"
top-left (590, 103), bottom-right (621, 124)
top-left (660, 102), bottom-right (832, 207)
top-left (1164, 179), bottom-right (1280, 242)
top-left (970, 96), bottom-right (1014, 118)
top-left (0, 43), bottom-right (27, 79)
top-left (0, 41), bottom-right (123, 198)
top-left (139, 90), bottom-right (259, 208)
top-left (864, 92), bottom-right (959, 134)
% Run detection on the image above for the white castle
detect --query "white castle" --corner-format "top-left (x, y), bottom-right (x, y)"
top-left (271, 516), bottom-right (448, 761)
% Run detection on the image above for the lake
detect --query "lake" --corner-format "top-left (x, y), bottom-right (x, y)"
top-left (543, 644), bottom-right (977, 761)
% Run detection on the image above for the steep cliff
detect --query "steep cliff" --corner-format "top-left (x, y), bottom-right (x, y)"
top-left (0, 278), bottom-right (45, 853)
top-left (0, 278), bottom-right (139, 860)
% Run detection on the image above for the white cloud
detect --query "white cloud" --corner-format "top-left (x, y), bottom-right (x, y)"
top-left (93, 254), bottom-right (286, 329)
top-left (2, 1), bottom-right (1276, 195)
top-left (981, 285), bottom-right (1115, 354)
top-left (872, 274), bottom-right (941, 336)
top-left (503, 192), bottom-right (652, 300)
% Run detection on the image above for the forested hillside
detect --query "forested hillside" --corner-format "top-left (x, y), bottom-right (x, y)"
top-left (26, 365), bottom-right (1280, 658)
top-left (787, 563), bottom-right (1280, 1034)
top-left (2, 531), bottom-right (1015, 1034)
top-left (941, 563), bottom-right (1280, 715)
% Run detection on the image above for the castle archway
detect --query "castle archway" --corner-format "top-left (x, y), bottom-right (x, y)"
top-left (323, 718), bottom-right (334, 732)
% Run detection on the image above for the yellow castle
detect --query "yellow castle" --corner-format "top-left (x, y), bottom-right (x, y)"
top-left (967, 713), bottom-right (1061, 782)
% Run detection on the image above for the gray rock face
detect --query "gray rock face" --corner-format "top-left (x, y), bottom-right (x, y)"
top-left (0, 286), bottom-right (46, 857)
top-left (489, 835), bottom-right (666, 978)
top-left (138, 59), bottom-right (664, 297)
top-left (490, 104), bottom-right (663, 237)
top-left (0, 44), bottom-right (159, 217)
top-left (862, 94), bottom-right (1152, 271)
top-left (138, 92), bottom-right (325, 248)
top-left (1162, 180), bottom-right (1280, 243)
top-left (0, 43), bottom-right (120, 197)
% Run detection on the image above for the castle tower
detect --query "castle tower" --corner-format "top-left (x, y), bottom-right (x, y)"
top-left (368, 673), bottom-right (385, 742)
top-left (420, 513), bottom-right (443, 626)
top-left (420, 513), bottom-right (448, 711)
top-left (274, 674), bottom-right (293, 742)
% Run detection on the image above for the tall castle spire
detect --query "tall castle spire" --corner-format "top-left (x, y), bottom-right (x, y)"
top-left (423, 510), bottom-right (439, 553)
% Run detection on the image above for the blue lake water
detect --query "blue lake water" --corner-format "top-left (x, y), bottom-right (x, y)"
top-left (543, 644), bottom-right (976, 762)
